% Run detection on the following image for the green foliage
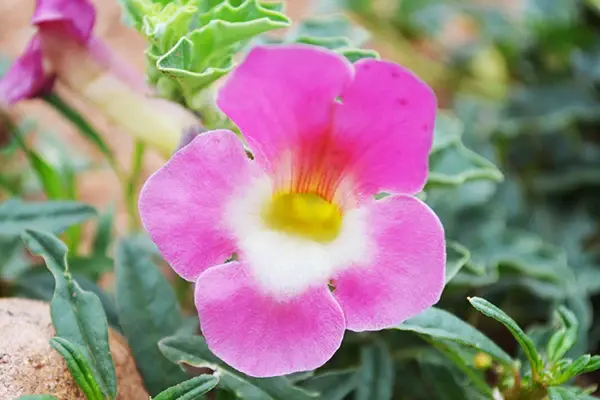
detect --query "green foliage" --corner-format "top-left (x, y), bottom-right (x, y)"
top-left (428, 114), bottom-right (504, 187)
top-left (152, 375), bottom-right (220, 400)
top-left (470, 297), bottom-right (543, 375)
top-left (0, 199), bottom-right (95, 237)
top-left (49, 337), bottom-right (105, 400)
top-left (159, 335), bottom-right (316, 399)
top-left (115, 238), bottom-right (188, 395)
top-left (299, 370), bottom-right (357, 400)
top-left (282, 14), bottom-right (380, 62)
top-left (120, 0), bottom-right (290, 110)
top-left (469, 297), bottom-right (600, 395)
top-left (396, 306), bottom-right (513, 365)
top-left (15, 396), bottom-right (58, 400)
top-left (355, 341), bottom-right (394, 400)
top-left (21, 230), bottom-right (117, 399)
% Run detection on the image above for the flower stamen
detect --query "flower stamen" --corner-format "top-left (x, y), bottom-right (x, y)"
top-left (262, 192), bottom-right (342, 243)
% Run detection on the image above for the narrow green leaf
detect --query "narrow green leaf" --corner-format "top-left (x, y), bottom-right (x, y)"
top-left (0, 199), bottom-right (96, 237)
top-left (152, 375), bottom-right (220, 400)
top-left (159, 335), bottom-right (316, 400)
top-left (396, 307), bottom-right (514, 365)
top-left (423, 340), bottom-right (493, 397)
top-left (563, 354), bottom-right (591, 378)
top-left (21, 230), bottom-right (117, 399)
top-left (468, 297), bottom-right (542, 376)
top-left (355, 341), bottom-right (394, 400)
top-left (115, 238), bottom-right (187, 395)
top-left (12, 128), bottom-right (64, 199)
top-left (15, 396), bottom-right (58, 400)
top-left (548, 386), bottom-right (597, 400)
top-left (92, 203), bottom-right (115, 256)
top-left (50, 337), bottom-right (105, 400)
top-left (419, 363), bottom-right (473, 400)
top-left (547, 307), bottom-right (579, 364)
top-left (579, 355), bottom-right (600, 374)
top-left (300, 370), bottom-right (357, 400)
top-left (43, 94), bottom-right (118, 170)
top-left (12, 268), bottom-right (122, 330)
top-left (445, 241), bottom-right (471, 283)
top-left (68, 254), bottom-right (114, 281)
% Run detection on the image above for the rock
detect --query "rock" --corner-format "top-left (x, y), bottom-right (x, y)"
top-left (0, 298), bottom-right (148, 399)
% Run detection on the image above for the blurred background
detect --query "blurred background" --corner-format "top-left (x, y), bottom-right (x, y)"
top-left (3, 0), bottom-right (600, 397)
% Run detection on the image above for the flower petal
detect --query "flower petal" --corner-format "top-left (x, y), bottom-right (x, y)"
top-left (0, 36), bottom-right (54, 105)
top-left (333, 195), bottom-right (445, 331)
top-left (333, 59), bottom-right (437, 196)
top-left (217, 44), bottom-right (353, 172)
top-left (195, 261), bottom-right (346, 377)
top-left (32, 0), bottom-right (95, 44)
top-left (139, 130), bottom-right (258, 281)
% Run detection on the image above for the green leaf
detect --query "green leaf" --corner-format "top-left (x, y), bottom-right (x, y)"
top-left (396, 307), bottom-right (513, 365)
top-left (12, 268), bottom-right (121, 331)
top-left (115, 238), bottom-right (187, 395)
top-left (554, 355), bottom-right (600, 384)
top-left (92, 203), bottom-right (116, 257)
top-left (21, 230), bottom-right (117, 399)
top-left (49, 337), bottom-right (105, 400)
top-left (548, 386), bottom-right (597, 400)
top-left (468, 297), bottom-right (542, 376)
top-left (299, 370), bottom-right (357, 400)
top-left (421, 340), bottom-right (493, 398)
top-left (15, 396), bottom-right (59, 400)
top-left (68, 254), bottom-right (114, 281)
top-left (142, 0), bottom-right (290, 107)
top-left (0, 199), bottom-right (96, 237)
top-left (43, 94), bottom-right (119, 174)
top-left (355, 341), bottom-right (394, 400)
top-left (158, 335), bottom-right (316, 400)
top-left (418, 360), bottom-right (485, 400)
top-left (546, 306), bottom-right (579, 364)
top-left (152, 375), bottom-right (220, 400)
top-left (287, 15), bottom-right (379, 62)
top-left (445, 241), bottom-right (471, 283)
top-left (428, 114), bottom-right (503, 187)
top-left (12, 128), bottom-right (64, 199)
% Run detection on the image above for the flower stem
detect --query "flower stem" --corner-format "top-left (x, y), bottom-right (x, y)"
top-left (126, 140), bottom-right (146, 232)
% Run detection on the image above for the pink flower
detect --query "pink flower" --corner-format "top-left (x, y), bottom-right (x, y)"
top-left (0, 0), bottom-right (196, 156)
top-left (139, 45), bottom-right (446, 377)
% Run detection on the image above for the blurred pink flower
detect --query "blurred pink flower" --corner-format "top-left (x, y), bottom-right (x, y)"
top-left (139, 45), bottom-right (446, 377)
top-left (0, 0), bottom-right (196, 156)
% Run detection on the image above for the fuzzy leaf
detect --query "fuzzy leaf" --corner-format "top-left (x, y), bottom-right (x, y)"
top-left (137, 0), bottom-right (290, 106)
top-left (152, 375), bottom-right (220, 400)
top-left (355, 341), bottom-right (394, 400)
top-left (468, 297), bottom-right (542, 375)
top-left (546, 306), bottom-right (579, 364)
top-left (50, 337), bottom-right (105, 400)
top-left (159, 335), bottom-right (317, 400)
top-left (428, 115), bottom-right (503, 187)
top-left (0, 199), bottom-right (95, 237)
top-left (299, 370), bottom-right (357, 400)
top-left (445, 241), bottom-right (471, 283)
top-left (396, 306), bottom-right (514, 365)
top-left (21, 230), bottom-right (117, 399)
top-left (115, 238), bottom-right (187, 395)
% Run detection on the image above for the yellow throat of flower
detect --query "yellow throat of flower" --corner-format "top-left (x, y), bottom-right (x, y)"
top-left (263, 192), bottom-right (343, 243)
